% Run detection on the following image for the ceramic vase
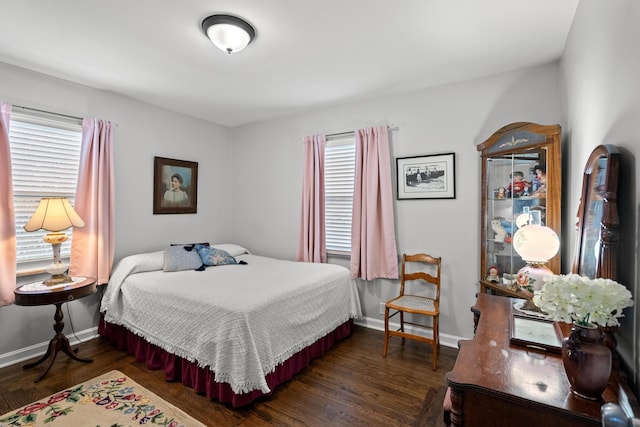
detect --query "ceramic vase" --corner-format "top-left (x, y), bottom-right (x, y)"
top-left (561, 322), bottom-right (612, 400)
top-left (599, 325), bottom-right (619, 352)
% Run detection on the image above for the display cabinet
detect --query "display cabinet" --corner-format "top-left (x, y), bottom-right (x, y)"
top-left (477, 122), bottom-right (562, 288)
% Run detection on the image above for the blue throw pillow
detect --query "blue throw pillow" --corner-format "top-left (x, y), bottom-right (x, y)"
top-left (197, 246), bottom-right (238, 266)
top-left (163, 245), bottom-right (204, 272)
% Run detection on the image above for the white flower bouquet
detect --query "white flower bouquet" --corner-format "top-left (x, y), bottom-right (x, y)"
top-left (533, 274), bottom-right (633, 327)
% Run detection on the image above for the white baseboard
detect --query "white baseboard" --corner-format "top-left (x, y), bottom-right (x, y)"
top-left (0, 327), bottom-right (99, 369)
top-left (354, 316), bottom-right (462, 350)
top-left (0, 318), bottom-right (463, 370)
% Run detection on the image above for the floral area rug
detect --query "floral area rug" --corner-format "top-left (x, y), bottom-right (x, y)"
top-left (0, 370), bottom-right (205, 427)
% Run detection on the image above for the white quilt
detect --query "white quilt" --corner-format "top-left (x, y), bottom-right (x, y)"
top-left (100, 251), bottom-right (362, 394)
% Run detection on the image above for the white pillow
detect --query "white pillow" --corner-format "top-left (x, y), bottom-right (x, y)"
top-left (210, 243), bottom-right (249, 257)
top-left (114, 251), bottom-right (164, 275)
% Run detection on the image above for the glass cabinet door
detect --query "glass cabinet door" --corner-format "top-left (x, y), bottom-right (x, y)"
top-left (478, 123), bottom-right (562, 286)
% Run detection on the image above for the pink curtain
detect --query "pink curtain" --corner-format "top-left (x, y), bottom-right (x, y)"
top-left (296, 135), bottom-right (326, 263)
top-left (350, 126), bottom-right (398, 280)
top-left (0, 103), bottom-right (15, 306)
top-left (69, 119), bottom-right (115, 285)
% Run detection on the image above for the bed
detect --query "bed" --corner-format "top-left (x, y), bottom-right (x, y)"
top-left (99, 243), bottom-right (362, 406)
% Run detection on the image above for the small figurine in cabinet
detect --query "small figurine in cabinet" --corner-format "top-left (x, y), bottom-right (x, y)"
top-left (491, 219), bottom-right (507, 242)
top-left (532, 165), bottom-right (547, 196)
top-left (508, 171), bottom-right (529, 197)
top-left (486, 266), bottom-right (500, 282)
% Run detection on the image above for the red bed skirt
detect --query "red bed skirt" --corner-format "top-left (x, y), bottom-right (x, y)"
top-left (98, 316), bottom-right (353, 407)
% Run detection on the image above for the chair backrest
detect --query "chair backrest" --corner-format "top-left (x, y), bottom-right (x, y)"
top-left (399, 253), bottom-right (442, 301)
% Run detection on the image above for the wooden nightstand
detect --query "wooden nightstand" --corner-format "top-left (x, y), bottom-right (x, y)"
top-left (14, 276), bottom-right (97, 382)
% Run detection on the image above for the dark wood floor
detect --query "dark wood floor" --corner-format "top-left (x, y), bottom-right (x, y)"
top-left (0, 325), bottom-right (457, 426)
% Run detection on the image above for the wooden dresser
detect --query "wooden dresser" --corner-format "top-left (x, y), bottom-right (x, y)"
top-left (445, 293), bottom-right (638, 427)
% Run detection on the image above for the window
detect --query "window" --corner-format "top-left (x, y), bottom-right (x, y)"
top-left (9, 109), bottom-right (82, 269)
top-left (324, 134), bottom-right (355, 253)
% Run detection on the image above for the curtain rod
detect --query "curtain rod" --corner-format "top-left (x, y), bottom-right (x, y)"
top-left (326, 130), bottom-right (355, 138)
top-left (13, 104), bottom-right (118, 127)
top-left (13, 104), bottom-right (83, 122)
top-left (324, 124), bottom-right (399, 139)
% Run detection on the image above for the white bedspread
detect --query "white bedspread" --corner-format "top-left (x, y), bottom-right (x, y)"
top-left (101, 252), bottom-right (362, 394)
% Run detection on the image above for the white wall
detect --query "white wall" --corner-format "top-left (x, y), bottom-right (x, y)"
top-left (561, 0), bottom-right (640, 389)
top-left (0, 62), bottom-right (234, 363)
top-left (11, 0), bottom-right (637, 368)
top-left (231, 62), bottom-right (564, 340)
top-left (1, 1), bottom-right (637, 400)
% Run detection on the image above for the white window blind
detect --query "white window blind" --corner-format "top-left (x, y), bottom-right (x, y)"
top-left (9, 110), bottom-right (82, 265)
top-left (324, 135), bottom-right (355, 253)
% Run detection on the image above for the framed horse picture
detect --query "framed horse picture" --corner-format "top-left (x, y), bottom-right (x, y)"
top-left (396, 152), bottom-right (456, 200)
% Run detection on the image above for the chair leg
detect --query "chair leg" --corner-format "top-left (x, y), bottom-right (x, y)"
top-left (383, 307), bottom-right (389, 357)
top-left (432, 316), bottom-right (439, 371)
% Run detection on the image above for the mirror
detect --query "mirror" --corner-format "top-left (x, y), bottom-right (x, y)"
top-left (572, 144), bottom-right (620, 280)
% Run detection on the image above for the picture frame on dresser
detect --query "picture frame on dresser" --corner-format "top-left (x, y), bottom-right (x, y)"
top-left (153, 156), bottom-right (198, 214)
top-left (509, 313), bottom-right (562, 354)
top-left (396, 152), bottom-right (456, 200)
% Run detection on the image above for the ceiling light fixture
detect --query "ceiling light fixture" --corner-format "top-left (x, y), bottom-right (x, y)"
top-left (202, 14), bottom-right (256, 54)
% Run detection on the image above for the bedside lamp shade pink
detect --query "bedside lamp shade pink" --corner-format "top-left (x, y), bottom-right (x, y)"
top-left (24, 197), bottom-right (85, 286)
top-left (512, 224), bottom-right (560, 292)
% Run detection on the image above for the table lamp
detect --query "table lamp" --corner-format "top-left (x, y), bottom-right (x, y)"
top-left (24, 197), bottom-right (85, 286)
top-left (512, 224), bottom-right (560, 293)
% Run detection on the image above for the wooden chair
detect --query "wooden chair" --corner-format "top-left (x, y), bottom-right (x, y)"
top-left (383, 253), bottom-right (442, 370)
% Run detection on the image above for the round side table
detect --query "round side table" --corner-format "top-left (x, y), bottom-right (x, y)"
top-left (14, 276), bottom-right (97, 382)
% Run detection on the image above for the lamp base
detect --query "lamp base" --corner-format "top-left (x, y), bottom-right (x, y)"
top-left (44, 260), bottom-right (72, 287)
top-left (513, 264), bottom-right (553, 314)
top-left (43, 274), bottom-right (73, 287)
top-left (516, 262), bottom-right (553, 293)
top-left (45, 258), bottom-right (70, 287)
